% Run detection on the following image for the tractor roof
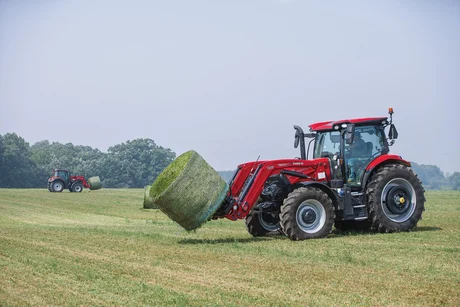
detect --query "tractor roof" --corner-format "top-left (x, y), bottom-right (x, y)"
top-left (309, 117), bottom-right (388, 132)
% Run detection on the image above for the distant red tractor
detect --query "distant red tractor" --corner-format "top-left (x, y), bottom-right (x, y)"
top-left (48, 169), bottom-right (91, 192)
top-left (211, 108), bottom-right (425, 240)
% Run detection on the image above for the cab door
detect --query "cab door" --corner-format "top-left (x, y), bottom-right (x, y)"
top-left (344, 126), bottom-right (388, 186)
top-left (314, 131), bottom-right (343, 181)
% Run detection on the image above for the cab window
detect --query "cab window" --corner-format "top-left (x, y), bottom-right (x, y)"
top-left (345, 126), bottom-right (388, 159)
top-left (314, 131), bottom-right (341, 158)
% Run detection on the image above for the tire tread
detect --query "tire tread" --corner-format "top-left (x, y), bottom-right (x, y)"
top-left (367, 164), bottom-right (425, 232)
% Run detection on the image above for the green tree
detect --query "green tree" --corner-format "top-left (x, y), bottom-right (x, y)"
top-left (101, 139), bottom-right (175, 188)
top-left (0, 133), bottom-right (40, 187)
top-left (448, 172), bottom-right (460, 190)
top-left (411, 162), bottom-right (445, 189)
top-left (0, 135), bottom-right (4, 187)
top-left (30, 141), bottom-right (105, 185)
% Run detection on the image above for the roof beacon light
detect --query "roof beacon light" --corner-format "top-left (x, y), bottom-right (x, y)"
top-left (388, 107), bottom-right (394, 125)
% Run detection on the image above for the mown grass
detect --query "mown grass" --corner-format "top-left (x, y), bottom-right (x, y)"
top-left (0, 189), bottom-right (459, 306)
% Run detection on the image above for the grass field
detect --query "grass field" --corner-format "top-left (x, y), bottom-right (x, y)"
top-left (0, 189), bottom-right (459, 306)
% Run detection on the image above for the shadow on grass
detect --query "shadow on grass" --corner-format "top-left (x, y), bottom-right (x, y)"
top-left (331, 225), bottom-right (442, 238)
top-left (412, 226), bottom-right (442, 232)
top-left (178, 226), bottom-right (442, 244)
top-left (178, 235), bottom-right (287, 245)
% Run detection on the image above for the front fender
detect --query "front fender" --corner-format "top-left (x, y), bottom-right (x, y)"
top-left (294, 181), bottom-right (338, 208)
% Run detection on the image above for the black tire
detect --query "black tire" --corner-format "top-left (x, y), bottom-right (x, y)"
top-left (280, 187), bottom-right (335, 240)
top-left (71, 182), bottom-right (83, 193)
top-left (245, 212), bottom-right (282, 237)
top-left (366, 164), bottom-right (425, 233)
top-left (51, 180), bottom-right (64, 192)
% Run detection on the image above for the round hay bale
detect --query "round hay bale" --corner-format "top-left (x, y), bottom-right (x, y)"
top-left (143, 185), bottom-right (158, 209)
top-left (150, 150), bottom-right (228, 231)
top-left (88, 176), bottom-right (102, 190)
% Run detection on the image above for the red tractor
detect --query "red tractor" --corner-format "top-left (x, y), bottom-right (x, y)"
top-left (212, 108), bottom-right (425, 240)
top-left (48, 169), bottom-right (91, 192)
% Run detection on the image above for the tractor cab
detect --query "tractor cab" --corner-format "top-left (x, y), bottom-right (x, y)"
top-left (295, 108), bottom-right (399, 188)
top-left (53, 169), bottom-right (70, 183)
top-left (312, 123), bottom-right (389, 186)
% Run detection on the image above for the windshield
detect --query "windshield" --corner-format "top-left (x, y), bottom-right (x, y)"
top-left (345, 126), bottom-right (388, 157)
top-left (313, 126), bottom-right (388, 159)
top-left (55, 170), bottom-right (69, 180)
top-left (314, 131), bottom-right (341, 158)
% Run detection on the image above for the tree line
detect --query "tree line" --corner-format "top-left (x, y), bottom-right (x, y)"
top-left (0, 133), bottom-right (175, 188)
top-left (410, 162), bottom-right (460, 190)
top-left (0, 132), bottom-right (459, 190)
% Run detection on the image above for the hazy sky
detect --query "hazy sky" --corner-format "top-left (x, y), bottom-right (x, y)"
top-left (1, 0), bottom-right (459, 173)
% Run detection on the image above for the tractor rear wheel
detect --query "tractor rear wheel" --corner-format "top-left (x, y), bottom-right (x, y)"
top-left (48, 182), bottom-right (54, 192)
top-left (245, 212), bottom-right (282, 237)
top-left (51, 180), bottom-right (64, 193)
top-left (71, 183), bottom-right (83, 193)
top-left (280, 187), bottom-right (334, 240)
top-left (366, 164), bottom-right (425, 232)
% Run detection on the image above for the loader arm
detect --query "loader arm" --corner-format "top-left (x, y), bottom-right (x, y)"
top-left (221, 158), bottom-right (331, 221)
top-left (70, 175), bottom-right (91, 188)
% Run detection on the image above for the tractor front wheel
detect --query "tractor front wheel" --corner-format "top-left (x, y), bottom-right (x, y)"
top-left (71, 182), bottom-right (84, 193)
top-left (366, 164), bottom-right (425, 232)
top-left (280, 187), bottom-right (334, 240)
top-left (245, 212), bottom-right (282, 237)
top-left (51, 180), bottom-right (64, 193)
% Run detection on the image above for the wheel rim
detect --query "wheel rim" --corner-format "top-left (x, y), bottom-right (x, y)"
top-left (296, 199), bottom-right (326, 233)
top-left (74, 185), bottom-right (82, 192)
top-left (381, 178), bottom-right (416, 223)
top-left (53, 182), bottom-right (62, 191)
top-left (258, 213), bottom-right (280, 232)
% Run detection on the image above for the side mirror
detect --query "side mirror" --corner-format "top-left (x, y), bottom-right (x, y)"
top-left (345, 124), bottom-right (355, 144)
top-left (389, 124), bottom-right (398, 139)
top-left (293, 125), bottom-right (304, 148)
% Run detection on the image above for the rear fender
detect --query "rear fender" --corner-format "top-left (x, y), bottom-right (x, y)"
top-left (362, 155), bottom-right (411, 189)
top-left (365, 154), bottom-right (410, 171)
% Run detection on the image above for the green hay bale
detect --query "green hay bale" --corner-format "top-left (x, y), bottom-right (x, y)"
top-left (150, 150), bottom-right (228, 231)
top-left (143, 185), bottom-right (158, 209)
top-left (88, 176), bottom-right (102, 190)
